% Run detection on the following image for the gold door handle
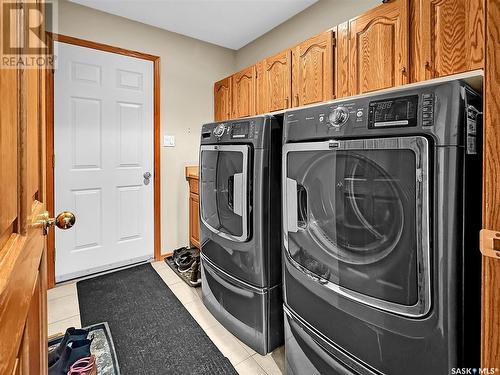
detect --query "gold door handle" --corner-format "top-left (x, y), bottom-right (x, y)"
top-left (36, 211), bottom-right (76, 235)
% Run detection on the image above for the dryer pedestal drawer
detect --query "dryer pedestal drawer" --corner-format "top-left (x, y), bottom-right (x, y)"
top-left (284, 307), bottom-right (364, 375)
top-left (201, 257), bottom-right (283, 355)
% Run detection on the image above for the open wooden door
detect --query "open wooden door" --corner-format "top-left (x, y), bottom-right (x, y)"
top-left (0, 1), bottom-right (74, 373)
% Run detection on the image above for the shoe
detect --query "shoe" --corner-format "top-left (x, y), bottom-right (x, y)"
top-left (174, 250), bottom-right (191, 266)
top-left (49, 339), bottom-right (92, 375)
top-left (189, 260), bottom-right (200, 282)
top-left (67, 355), bottom-right (97, 375)
top-left (48, 327), bottom-right (88, 367)
top-left (178, 255), bottom-right (194, 272)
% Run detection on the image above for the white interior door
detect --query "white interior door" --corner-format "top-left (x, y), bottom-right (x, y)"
top-left (54, 41), bottom-right (154, 282)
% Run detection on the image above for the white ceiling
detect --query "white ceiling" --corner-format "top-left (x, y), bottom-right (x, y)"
top-left (68, 0), bottom-right (318, 50)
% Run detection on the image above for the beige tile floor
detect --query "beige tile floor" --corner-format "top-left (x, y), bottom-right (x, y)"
top-left (48, 260), bottom-right (284, 375)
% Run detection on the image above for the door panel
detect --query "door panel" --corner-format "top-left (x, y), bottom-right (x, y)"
top-left (232, 66), bottom-right (256, 118)
top-left (54, 42), bottom-right (154, 282)
top-left (214, 76), bottom-right (232, 121)
top-left (412, 0), bottom-right (485, 81)
top-left (292, 31), bottom-right (334, 107)
top-left (283, 137), bottom-right (430, 317)
top-left (335, 22), bottom-right (350, 99)
top-left (189, 192), bottom-right (200, 248)
top-left (0, 1), bottom-right (48, 373)
top-left (200, 145), bottom-right (250, 242)
top-left (264, 50), bottom-right (292, 112)
top-left (349, 0), bottom-right (409, 95)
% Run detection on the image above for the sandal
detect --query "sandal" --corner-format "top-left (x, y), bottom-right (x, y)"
top-left (67, 355), bottom-right (97, 375)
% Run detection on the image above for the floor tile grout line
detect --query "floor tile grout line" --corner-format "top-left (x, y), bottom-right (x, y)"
top-left (48, 313), bottom-right (80, 326)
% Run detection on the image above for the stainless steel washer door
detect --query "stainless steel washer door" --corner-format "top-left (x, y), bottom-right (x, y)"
top-left (283, 136), bottom-right (431, 317)
top-left (200, 145), bottom-right (250, 242)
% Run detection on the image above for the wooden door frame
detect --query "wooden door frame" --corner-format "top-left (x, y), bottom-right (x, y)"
top-left (45, 33), bottom-right (162, 288)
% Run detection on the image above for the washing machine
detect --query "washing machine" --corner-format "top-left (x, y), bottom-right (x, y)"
top-left (281, 80), bottom-right (482, 374)
top-left (199, 115), bottom-right (283, 355)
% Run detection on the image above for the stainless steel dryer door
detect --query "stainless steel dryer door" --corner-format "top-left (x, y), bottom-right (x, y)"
top-left (200, 145), bottom-right (250, 242)
top-left (283, 136), bottom-right (431, 317)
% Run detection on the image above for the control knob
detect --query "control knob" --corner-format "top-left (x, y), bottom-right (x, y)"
top-left (328, 107), bottom-right (349, 127)
top-left (213, 123), bottom-right (226, 137)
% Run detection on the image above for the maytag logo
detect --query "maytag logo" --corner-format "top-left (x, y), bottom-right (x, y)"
top-left (451, 368), bottom-right (498, 374)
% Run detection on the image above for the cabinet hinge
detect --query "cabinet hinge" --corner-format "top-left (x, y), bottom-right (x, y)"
top-left (332, 37), bottom-right (337, 47)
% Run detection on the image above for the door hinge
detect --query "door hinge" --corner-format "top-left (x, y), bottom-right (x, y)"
top-left (480, 229), bottom-right (500, 259)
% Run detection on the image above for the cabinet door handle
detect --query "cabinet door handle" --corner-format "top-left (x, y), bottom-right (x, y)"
top-left (295, 94), bottom-right (299, 107)
top-left (285, 96), bottom-right (289, 108)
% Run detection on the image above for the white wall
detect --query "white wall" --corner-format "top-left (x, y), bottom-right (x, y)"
top-left (53, 0), bottom-right (236, 253)
top-left (235, 0), bottom-right (380, 70)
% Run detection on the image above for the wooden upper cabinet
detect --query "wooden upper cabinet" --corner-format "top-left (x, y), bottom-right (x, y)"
top-left (232, 65), bottom-right (256, 118)
top-left (292, 30), bottom-right (334, 107)
top-left (411, 0), bottom-right (484, 81)
top-left (255, 61), bottom-right (266, 114)
top-left (335, 22), bottom-right (350, 99)
top-left (348, 0), bottom-right (409, 95)
top-left (262, 50), bottom-right (292, 112)
top-left (214, 77), bottom-right (232, 122)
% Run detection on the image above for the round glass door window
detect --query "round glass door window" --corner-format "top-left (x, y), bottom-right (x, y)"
top-left (299, 152), bottom-right (406, 265)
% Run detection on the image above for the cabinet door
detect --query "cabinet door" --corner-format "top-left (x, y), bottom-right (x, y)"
top-left (255, 61), bottom-right (266, 115)
top-left (415, 0), bottom-right (484, 81)
top-left (189, 193), bottom-right (200, 248)
top-left (232, 66), bottom-right (256, 118)
top-left (335, 22), bottom-right (350, 99)
top-left (214, 77), bottom-right (232, 121)
top-left (292, 31), bottom-right (334, 107)
top-left (349, 0), bottom-right (409, 95)
top-left (264, 50), bottom-right (292, 112)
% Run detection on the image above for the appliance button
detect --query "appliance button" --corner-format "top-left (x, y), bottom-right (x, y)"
top-left (423, 120), bottom-right (433, 126)
top-left (423, 99), bottom-right (433, 106)
top-left (423, 112), bottom-right (433, 119)
top-left (356, 110), bottom-right (363, 118)
top-left (422, 106), bottom-right (433, 112)
top-left (423, 93), bottom-right (433, 99)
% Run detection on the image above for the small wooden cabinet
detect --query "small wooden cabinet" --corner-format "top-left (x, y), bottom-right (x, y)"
top-left (214, 77), bottom-right (232, 122)
top-left (232, 65), bottom-right (256, 118)
top-left (348, 0), bottom-right (409, 95)
top-left (292, 30), bottom-right (335, 106)
top-left (186, 166), bottom-right (200, 249)
top-left (262, 49), bottom-right (292, 112)
top-left (411, 0), bottom-right (484, 81)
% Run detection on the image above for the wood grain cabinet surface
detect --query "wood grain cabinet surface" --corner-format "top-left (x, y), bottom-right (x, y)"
top-left (348, 0), bottom-right (410, 95)
top-left (214, 76), bottom-right (232, 122)
top-left (411, 0), bottom-right (485, 81)
top-left (292, 30), bottom-right (335, 106)
top-left (232, 65), bottom-right (256, 118)
top-left (185, 167), bottom-right (200, 249)
top-left (261, 49), bottom-right (292, 112)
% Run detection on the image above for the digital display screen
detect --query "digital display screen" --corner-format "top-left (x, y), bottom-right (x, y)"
top-left (231, 121), bottom-right (249, 138)
top-left (368, 95), bottom-right (418, 128)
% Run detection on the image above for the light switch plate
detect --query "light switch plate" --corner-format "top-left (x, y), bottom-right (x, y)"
top-left (163, 135), bottom-right (175, 147)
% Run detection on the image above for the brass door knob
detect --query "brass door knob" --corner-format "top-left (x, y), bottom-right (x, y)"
top-left (36, 211), bottom-right (76, 235)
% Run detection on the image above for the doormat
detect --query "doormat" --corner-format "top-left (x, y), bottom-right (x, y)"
top-left (49, 322), bottom-right (120, 375)
top-left (77, 263), bottom-right (237, 375)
